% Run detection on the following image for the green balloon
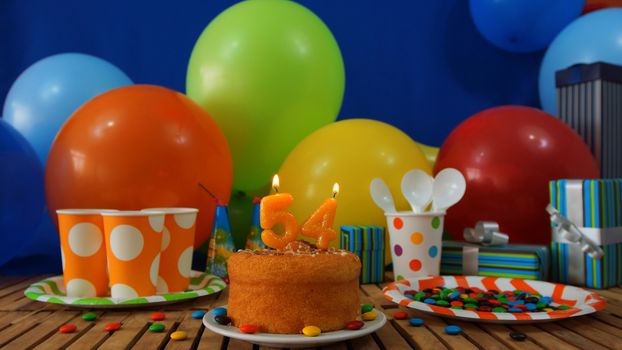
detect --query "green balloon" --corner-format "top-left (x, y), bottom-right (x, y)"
top-left (228, 190), bottom-right (255, 249)
top-left (186, 0), bottom-right (345, 191)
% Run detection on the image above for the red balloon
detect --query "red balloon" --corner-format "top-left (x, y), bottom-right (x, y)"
top-left (434, 106), bottom-right (599, 245)
top-left (46, 85), bottom-right (233, 248)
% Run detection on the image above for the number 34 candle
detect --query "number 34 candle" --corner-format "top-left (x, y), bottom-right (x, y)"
top-left (260, 175), bottom-right (339, 250)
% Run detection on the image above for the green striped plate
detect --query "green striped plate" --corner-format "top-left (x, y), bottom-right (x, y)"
top-left (24, 270), bottom-right (226, 308)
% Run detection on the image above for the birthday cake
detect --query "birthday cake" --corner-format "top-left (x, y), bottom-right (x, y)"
top-left (227, 241), bottom-right (361, 334)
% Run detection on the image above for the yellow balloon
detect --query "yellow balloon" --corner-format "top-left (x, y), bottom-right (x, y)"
top-left (416, 142), bottom-right (440, 167)
top-left (277, 119), bottom-right (431, 264)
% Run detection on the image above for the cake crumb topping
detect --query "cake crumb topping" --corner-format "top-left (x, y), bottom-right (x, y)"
top-left (236, 240), bottom-right (359, 260)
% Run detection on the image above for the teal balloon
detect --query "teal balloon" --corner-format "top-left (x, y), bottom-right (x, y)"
top-left (3, 53), bottom-right (133, 164)
top-left (539, 9), bottom-right (622, 115)
top-left (187, 0), bottom-right (345, 191)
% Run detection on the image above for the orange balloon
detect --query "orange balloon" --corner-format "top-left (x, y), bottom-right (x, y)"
top-left (46, 85), bottom-right (233, 248)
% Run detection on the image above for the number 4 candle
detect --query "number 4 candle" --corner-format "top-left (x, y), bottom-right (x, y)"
top-left (301, 183), bottom-right (339, 249)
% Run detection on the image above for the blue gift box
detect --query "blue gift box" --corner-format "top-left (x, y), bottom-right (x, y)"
top-left (340, 226), bottom-right (384, 284)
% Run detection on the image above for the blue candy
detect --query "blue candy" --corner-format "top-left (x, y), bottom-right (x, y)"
top-left (508, 308), bottom-right (523, 313)
top-left (212, 307), bottom-right (227, 317)
top-left (423, 298), bottom-right (436, 305)
top-left (449, 292), bottom-right (461, 299)
top-left (192, 310), bottom-right (206, 319)
top-left (525, 303), bottom-right (537, 311)
top-left (540, 296), bottom-right (552, 304)
top-left (514, 300), bottom-right (525, 305)
top-left (409, 318), bottom-right (424, 327)
top-left (445, 325), bottom-right (462, 335)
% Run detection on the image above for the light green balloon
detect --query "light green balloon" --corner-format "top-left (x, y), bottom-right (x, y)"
top-left (186, 0), bottom-right (345, 191)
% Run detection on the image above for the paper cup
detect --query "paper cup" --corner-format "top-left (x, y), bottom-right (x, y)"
top-left (385, 211), bottom-right (444, 280)
top-left (142, 208), bottom-right (198, 293)
top-left (102, 210), bottom-right (165, 298)
top-left (56, 209), bottom-right (116, 297)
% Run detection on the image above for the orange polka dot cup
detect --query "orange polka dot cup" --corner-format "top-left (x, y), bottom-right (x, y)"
top-left (56, 209), bottom-right (116, 297)
top-left (102, 210), bottom-right (165, 298)
top-left (385, 212), bottom-right (444, 280)
top-left (142, 208), bottom-right (198, 293)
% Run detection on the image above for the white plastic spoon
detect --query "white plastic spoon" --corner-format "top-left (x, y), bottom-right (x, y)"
top-left (370, 178), bottom-right (396, 213)
top-left (400, 169), bottom-right (433, 213)
top-left (432, 168), bottom-right (466, 212)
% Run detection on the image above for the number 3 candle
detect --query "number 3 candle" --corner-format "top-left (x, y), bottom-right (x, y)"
top-left (301, 183), bottom-right (339, 249)
top-left (260, 175), bottom-right (299, 249)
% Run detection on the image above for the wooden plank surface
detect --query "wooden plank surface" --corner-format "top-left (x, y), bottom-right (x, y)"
top-left (0, 274), bottom-right (618, 349)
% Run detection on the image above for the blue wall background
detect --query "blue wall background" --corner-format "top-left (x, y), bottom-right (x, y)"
top-left (0, 0), bottom-right (543, 147)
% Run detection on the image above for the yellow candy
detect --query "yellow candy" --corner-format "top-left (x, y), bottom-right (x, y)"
top-left (543, 308), bottom-right (554, 312)
top-left (170, 331), bottom-right (187, 340)
top-left (362, 311), bottom-right (378, 321)
top-left (302, 325), bottom-right (321, 337)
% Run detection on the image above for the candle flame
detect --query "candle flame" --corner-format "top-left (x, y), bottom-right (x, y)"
top-left (272, 174), bottom-right (280, 193)
top-left (332, 183), bottom-right (339, 198)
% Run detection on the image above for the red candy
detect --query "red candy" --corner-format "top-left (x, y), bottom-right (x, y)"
top-left (104, 322), bottom-right (122, 332)
top-left (59, 324), bottom-right (77, 334)
top-left (450, 301), bottom-right (463, 307)
top-left (394, 312), bottom-right (408, 320)
top-left (150, 312), bottom-right (165, 321)
top-left (346, 320), bottom-right (364, 330)
top-left (240, 324), bottom-right (258, 334)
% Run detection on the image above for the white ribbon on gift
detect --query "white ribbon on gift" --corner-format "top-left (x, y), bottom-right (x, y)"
top-left (461, 221), bottom-right (509, 276)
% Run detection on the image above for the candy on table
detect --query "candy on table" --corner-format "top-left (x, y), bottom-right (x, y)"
top-left (149, 323), bottom-right (165, 332)
top-left (346, 320), bottom-right (364, 330)
top-left (409, 318), bottom-right (424, 327)
top-left (104, 322), bottom-right (122, 332)
top-left (510, 331), bottom-right (527, 341)
top-left (82, 312), bottom-right (97, 321)
top-left (59, 324), bottom-right (77, 334)
top-left (170, 331), bottom-right (187, 340)
top-left (150, 312), bottom-right (165, 321)
top-left (240, 324), bottom-right (258, 334)
top-left (191, 310), bottom-right (206, 319)
top-left (212, 307), bottom-right (227, 317)
top-left (393, 311), bottom-right (408, 320)
top-left (302, 326), bottom-right (321, 337)
top-left (215, 315), bottom-right (231, 325)
top-left (404, 285), bottom-right (569, 313)
top-left (445, 325), bottom-right (462, 335)
top-left (362, 311), bottom-right (378, 321)
top-left (361, 304), bottom-right (374, 313)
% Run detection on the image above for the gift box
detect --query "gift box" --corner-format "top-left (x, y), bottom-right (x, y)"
top-left (340, 226), bottom-right (384, 284)
top-left (549, 179), bottom-right (622, 288)
top-left (440, 241), bottom-right (549, 280)
top-left (556, 62), bottom-right (622, 178)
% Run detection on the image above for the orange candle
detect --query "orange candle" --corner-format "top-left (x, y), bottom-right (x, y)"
top-left (260, 175), bottom-right (299, 249)
top-left (301, 183), bottom-right (339, 249)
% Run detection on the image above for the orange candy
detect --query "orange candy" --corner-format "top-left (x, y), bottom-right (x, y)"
top-left (240, 324), bottom-right (258, 334)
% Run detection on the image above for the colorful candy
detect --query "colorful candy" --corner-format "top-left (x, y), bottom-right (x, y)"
top-left (104, 322), bottom-right (122, 332)
top-left (192, 311), bottom-right (207, 319)
top-left (170, 331), bottom-right (187, 340)
top-left (393, 311), bottom-right (408, 320)
top-left (361, 304), bottom-right (374, 313)
top-left (150, 312), bottom-right (166, 321)
top-left (405, 286), bottom-right (570, 313)
top-left (149, 323), bottom-right (165, 332)
top-left (59, 324), bottom-right (77, 334)
top-left (409, 318), bottom-right (424, 327)
top-left (240, 324), bottom-right (258, 334)
top-left (302, 326), bottom-right (321, 337)
top-left (82, 313), bottom-right (97, 321)
top-left (362, 311), bottom-right (378, 321)
top-left (445, 325), bottom-right (462, 335)
top-left (212, 307), bottom-right (227, 317)
top-left (346, 320), bottom-right (364, 330)
top-left (215, 315), bottom-right (231, 325)
top-left (510, 331), bottom-right (527, 341)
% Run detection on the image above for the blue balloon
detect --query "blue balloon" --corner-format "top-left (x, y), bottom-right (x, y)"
top-left (2, 53), bottom-right (133, 165)
top-left (0, 119), bottom-right (46, 267)
top-left (470, 0), bottom-right (584, 53)
top-left (539, 9), bottom-right (622, 115)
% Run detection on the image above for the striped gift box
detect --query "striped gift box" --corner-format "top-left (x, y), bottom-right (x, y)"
top-left (549, 179), bottom-right (622, 288)
top-left (440, 241), bottom-right (549, 280)
top-left (340, 226), bottom-right (384, 284)
top-left (556, 62), bottom-right (622, 178)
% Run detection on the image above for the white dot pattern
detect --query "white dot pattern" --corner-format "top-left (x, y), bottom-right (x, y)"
top-left (157, 277), bottom-right (169, 294)
top-left (111, 283), bottom-right (139, 299)
top-left (174, 212), bottom-right (196, 229)
top-left (66, 278), bottom-right (96, 298)
top-left (148, 215), bottom-right (165, 233)
top-left (68, 223), bottom-right (102, 257)
top-left (150, 254), bottom-right (160, 287)
top-left (178, 246), bottom-right (193, 278)
top-left (161, 227), bottom-right (171, 251)
top-left (110, 225), bottom-right (144, 261)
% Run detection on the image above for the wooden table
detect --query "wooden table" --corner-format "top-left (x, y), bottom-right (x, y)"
top-left (0, 275), bottom-right (621, 349)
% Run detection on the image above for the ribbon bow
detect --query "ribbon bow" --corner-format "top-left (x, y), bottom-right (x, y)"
top-left (463, 221), bottom-right (509, 246)
top-left (546, 204), bottom-right (603, 259)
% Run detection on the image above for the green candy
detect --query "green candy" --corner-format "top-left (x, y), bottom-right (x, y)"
top-left (436, 300), bottom-right (450, 306)
top-left (414, 292), bottom-right (426, 301)
top-left (450, 306), bottom-right (463, 310)
top-left (536, 302), bottom-right (547, 309)
top-left (464, 298), bottom-right (477, 304)
top-left (361, 304), bottom-right (374, 313)
top-left (492, 307), bottom-right (507, 313)
top-left (430, 294), bottom-right (441, 300)
top-left (149, 323), bottom-right (165, 332)
top-left (82, 312), bottom-right (97, 321)
top-left (558, 305), bottom-right (570, 310)
top-left (464, 303), bottom-right (478, 309)
top-left (477, 293), bottom-right (484, 298)
top-left (513, 290), bottom-right (522, 295)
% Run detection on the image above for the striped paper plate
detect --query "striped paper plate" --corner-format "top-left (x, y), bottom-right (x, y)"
top-left (24, 271), bottom-right (226, 308)
top-left (383, 276), bottom-right (606, 323)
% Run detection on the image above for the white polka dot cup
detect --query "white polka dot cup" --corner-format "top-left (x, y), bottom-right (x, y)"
top-left (385, 212), bottom-right (444, 281)
top-left (102, 210), bottom-right (166, 299)
top-left (56, 209), bottom-right (117, 297)
top-left (142, 208), bottom-right (198, 293)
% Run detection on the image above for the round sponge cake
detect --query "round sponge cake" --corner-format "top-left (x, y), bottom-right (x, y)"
top-left (227, 242), bottom-right (361, 334)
